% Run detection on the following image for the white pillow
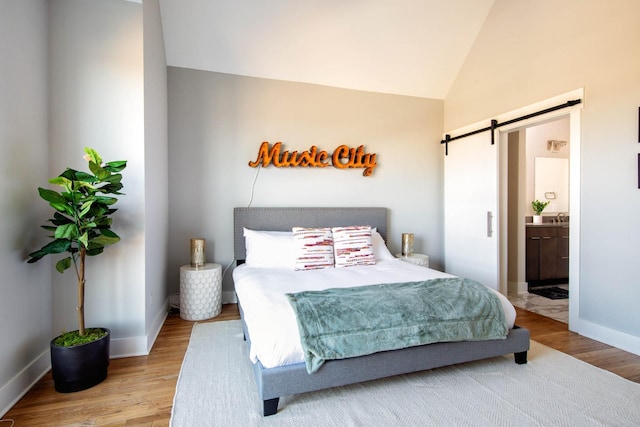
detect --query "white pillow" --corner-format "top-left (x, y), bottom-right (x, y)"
top-left (292, 227), bottom-right (334, 270)
top-left (243, 228), bottom-right (294, 268)
top-left (332, 226), bottom-right (376, 267)
top-left (371, 230), bottom-right (395, 260)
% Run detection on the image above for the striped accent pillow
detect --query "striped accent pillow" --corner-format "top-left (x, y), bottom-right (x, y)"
top-left (292, 227), bottom-right (335, 270)
top-left (332, 226), bottom-right (375, 267)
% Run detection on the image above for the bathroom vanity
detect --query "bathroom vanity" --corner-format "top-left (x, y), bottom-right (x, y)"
top-left (526, 223), bottom-right (569, 286)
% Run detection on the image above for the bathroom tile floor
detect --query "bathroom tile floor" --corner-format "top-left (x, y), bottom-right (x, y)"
top-left (507, 284), bottom-right (569, 324)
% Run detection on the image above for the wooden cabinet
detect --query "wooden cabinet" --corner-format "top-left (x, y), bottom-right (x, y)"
top-left (556, 226), bottom-right (570, 279)
top-left (526, 225), bottom-right (569, 286)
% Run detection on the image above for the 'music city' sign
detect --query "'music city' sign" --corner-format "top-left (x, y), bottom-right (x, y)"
top-left (248, 141), bottom-right (378, 176)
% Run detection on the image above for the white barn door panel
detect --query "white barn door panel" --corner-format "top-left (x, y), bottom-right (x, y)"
top-left (443, 132), bottom-right (498, 290)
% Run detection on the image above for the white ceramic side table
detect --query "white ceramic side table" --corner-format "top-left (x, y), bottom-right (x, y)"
top-left (179, 263), bottom-right (222, 321)
top-left (395, 253), bottom-right (429, 268)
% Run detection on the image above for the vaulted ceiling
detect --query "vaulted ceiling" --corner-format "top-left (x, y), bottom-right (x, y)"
top-left (158, 0), bottom-right (495, 99)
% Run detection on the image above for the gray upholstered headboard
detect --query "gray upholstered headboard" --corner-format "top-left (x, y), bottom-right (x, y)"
top-left (234, 207), bottom-right (388, 262)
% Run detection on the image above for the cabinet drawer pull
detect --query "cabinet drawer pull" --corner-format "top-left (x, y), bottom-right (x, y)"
top-left (541, 236), bottom-right (552, 239)
top-left (530, 237), bottom-right (541, 240)
top-left (560, 256), bottom-right (569, 259)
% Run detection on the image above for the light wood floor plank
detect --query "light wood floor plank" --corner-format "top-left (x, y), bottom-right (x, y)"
top-left (3, 304), bottom-right (639, 425)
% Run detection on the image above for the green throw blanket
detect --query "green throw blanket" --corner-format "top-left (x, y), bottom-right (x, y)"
top-left (287, 278), bottom-right (508, 373)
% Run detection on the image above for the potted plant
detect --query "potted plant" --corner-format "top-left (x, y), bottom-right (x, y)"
top-left (531, 199), bottom-right (550, 224)
top-left (27, 147), bottom-right (127, 392)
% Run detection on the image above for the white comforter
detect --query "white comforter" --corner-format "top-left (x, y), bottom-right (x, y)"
top-left (233, 259), bottom-right (516, 369)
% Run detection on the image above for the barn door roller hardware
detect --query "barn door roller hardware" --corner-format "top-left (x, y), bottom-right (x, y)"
top-left (441, 99), bottom-right (582, 155)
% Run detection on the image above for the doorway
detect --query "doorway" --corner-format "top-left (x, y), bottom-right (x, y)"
top-left (497, 97), bottom-right (582, 329)
top-left (504, 117), bottom-right (570, 323)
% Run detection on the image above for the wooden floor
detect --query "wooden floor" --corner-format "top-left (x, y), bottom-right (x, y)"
top-left (3, 305), bottom-right (640, 426)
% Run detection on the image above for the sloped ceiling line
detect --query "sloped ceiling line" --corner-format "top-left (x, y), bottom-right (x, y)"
top-left (158, 0), bottom-right (495, 99)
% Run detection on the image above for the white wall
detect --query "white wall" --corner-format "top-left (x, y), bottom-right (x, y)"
top-left (446, 0), bottom-right (640, 352)
top-left (526, 118), bottom-right (570, 215)
top-left (0, 0), bottom-right (53, 415)
top-left (48, 0), bottom-right (147, 352)
top-left (167, 68), bottom-right (445, 299)
top-left (143, 0), bottom-right (170, 350)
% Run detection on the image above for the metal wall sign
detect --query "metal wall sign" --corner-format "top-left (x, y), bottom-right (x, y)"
top-left (248, 141), bottom-right (378, 176)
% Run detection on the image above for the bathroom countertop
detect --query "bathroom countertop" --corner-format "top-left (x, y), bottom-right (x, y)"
top-left (526, 222), bottom-right (570, 227)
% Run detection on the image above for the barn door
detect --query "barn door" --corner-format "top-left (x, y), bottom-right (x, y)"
top-left (443, 132), bottom-right (499, 290)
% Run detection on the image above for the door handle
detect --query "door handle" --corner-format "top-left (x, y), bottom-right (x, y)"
top-left (487, 211), bottom-right (493, 237)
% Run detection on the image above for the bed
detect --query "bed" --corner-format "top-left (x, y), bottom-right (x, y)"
top-left (233, 207), bottom-right (530, 416)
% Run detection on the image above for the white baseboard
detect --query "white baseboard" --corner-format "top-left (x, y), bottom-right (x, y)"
top-left (147, 299), bottom-right (169, 353)
top-left (0, 349), bottom-right (50, 418)
top-left (222, 290), bottom-right (237, 304)
top-left (571, 317), bottom-right (640, 357)
top-left (110, 300), bottom-right (169, 359)
top-left (507, 281), bottom-right (528, 294)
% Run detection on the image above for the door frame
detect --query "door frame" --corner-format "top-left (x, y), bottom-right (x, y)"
top-left (495, 89), bottom-right (583, 329)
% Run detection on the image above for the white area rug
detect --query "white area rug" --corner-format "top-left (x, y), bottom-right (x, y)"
top-left (170, 320), bottom-right (640, 426)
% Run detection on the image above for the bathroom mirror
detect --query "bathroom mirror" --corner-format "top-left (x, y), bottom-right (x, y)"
top-left (534, 157), bottom-right (569, 213)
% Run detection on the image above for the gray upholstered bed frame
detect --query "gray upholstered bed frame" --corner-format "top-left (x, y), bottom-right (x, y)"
top-left (233, 207), bottom-right (530, 416)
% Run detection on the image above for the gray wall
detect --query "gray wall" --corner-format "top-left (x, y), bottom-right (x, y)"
top-left (0, 0), bottom-right (52, 415)
top-left (167, 68), bottom-right (445, 299)
top-left (446, 0), bottom-right (640, 352)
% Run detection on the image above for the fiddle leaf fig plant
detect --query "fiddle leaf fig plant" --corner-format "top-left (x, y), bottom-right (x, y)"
top-left (531, 199), bottom-right (550, 216)
top-left (28, 147), bottom-right (127, 341)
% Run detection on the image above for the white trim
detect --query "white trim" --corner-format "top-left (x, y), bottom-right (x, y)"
top-left (567, 108), bottom-right (582, 331)
top-left (110, 335), bottom-right (149, 359)
top-left (223, 291), bottom-right (237, 304)
top-left (508, 281), bottom-right (528, 294)
top-left (111, 304), bottom-right (168, 358)
top-left (147, 300), bottom-right (170, 353)
top-left (572, 318), bottom-right (640, 356)
top-left (0, 349), bottom-right (50, 418)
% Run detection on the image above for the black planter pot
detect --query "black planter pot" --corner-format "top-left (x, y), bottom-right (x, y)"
top-left (50, 328), bottom-right (110, 393)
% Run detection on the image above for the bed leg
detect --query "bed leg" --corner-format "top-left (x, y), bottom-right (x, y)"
top-left (263, 398), bottom-right (279, 416)
top-left (514, 351), bottom-right (528, 364)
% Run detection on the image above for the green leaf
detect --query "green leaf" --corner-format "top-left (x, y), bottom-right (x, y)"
top-left (55, 257), bottom-right (72, 273)
top-left (54, 223), bottom-right (78, 240)
top-left (102, 173), bottom-right (122, 185)
top-left (49, 202), bottom-right (74, 216)
top-left (94, 217), bottom-right (112, 227)
top-left (78, 232), bottom-right (89, 248)
top-left (79, 200), bottom-right (94, 218)
top-left (91, 232), bottom-right (120, 246)
top-left (27, 239), bottom-right (72, 262)
top-left (84, 147), bottom-right (102, 165)
top-left (86, 246), bottom-right (105, 256)
top-left (38, 188), bottom-right (66, 204)
top-left (104, 160), bottom-right (127, 173)
top-left (94, 196), bottom-right (118, 206)
top-left (89, 161), bottom-right (110, 180)
top-left (48, 176), bottom-right (72, 190)
top-left (62, 169), bottom-right (95, 184)
top-left (51, 212), bottom-right (73, 225)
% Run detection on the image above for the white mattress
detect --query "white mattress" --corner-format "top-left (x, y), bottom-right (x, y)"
top-left (233, 259), bottom-right (517, 369)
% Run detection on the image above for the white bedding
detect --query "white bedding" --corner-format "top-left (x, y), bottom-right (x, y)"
top-left (233, 259), bottom-right (517, 369)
